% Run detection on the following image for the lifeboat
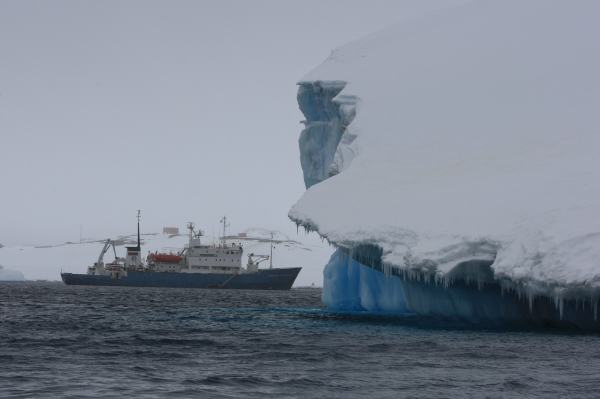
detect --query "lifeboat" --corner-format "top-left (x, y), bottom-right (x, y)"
top-left (149, 253), bottom-right (182, 264)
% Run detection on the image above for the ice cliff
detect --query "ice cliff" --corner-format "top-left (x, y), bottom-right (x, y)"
top-left (290, 0), bottom-right (600, 329)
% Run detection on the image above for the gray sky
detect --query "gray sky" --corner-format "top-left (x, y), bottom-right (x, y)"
top-left (0, 0), bottom-right (464, 249)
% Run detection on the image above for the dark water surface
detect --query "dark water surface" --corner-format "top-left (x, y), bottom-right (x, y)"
top-left (2, 283), bottom-right (600, 398)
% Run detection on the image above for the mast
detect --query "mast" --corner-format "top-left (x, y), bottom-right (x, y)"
top-left (219, 216), bottom-right (229, 246)
top-left (269, 232), bottom-right (273, 269)
top-left (136, 210), bottom-right (141, 250)
top-left (187, 222), bottom-right (195, 241)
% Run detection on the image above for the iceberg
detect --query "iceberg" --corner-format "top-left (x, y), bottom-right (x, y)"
top-left (0, 265), bottom-right (25, 281)
top-left (290, 0), bottom-right (600, 329)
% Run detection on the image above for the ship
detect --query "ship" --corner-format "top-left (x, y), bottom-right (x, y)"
top-left (61, 212), bottom-right (301, 290)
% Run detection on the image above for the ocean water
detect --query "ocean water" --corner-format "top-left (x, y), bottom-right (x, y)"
top-left (1, 283), bottom-right (600, 398)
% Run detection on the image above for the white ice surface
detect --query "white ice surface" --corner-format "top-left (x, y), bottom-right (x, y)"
top-left (290, 0), bottom-right (600, 296)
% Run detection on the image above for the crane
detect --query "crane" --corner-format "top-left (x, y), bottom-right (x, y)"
top-left (87, 239), bottom-right (118, 275)
top-left (96, 239), bottom-right (117, 267)
top-left (246, 253), bottom-right (270, 272)
top-left (249, 232), bottom-right (276, 269)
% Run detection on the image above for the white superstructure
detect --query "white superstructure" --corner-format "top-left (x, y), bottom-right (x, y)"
top-left (180, 222), bottom-right (243, 274)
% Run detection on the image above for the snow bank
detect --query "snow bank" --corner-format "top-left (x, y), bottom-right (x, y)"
top-left (290, 0), bottom-right (600, 326)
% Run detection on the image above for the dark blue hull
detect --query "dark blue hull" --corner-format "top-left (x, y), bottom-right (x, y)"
top-left (61, 268), bottom-right (301, 290)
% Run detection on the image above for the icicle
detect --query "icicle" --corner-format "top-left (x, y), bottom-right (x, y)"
top-left (528, 294), bottom-right (534, 313)
top-left (559, 297), bottom-right (564, 320)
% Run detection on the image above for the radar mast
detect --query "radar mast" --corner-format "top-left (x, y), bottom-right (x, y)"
top-left (220, 216), bottom-right (230, 246)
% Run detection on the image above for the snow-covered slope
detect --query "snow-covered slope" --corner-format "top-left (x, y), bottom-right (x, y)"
top-left (290, 0), bottom-right (600, 327)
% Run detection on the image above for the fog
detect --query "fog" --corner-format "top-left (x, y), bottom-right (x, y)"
top-left (0, 0), bottom-right (466, 282)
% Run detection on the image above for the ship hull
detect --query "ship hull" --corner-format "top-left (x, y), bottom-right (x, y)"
top-left (61, 268), bottom-right (301, 290)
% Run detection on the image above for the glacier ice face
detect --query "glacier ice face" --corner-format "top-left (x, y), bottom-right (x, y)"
top-left (325, 248), bottom-right (600, 329)
top-left (323, 248), bottom-right (408, 313)
top-left (290, 0), bottom-right (600, 328)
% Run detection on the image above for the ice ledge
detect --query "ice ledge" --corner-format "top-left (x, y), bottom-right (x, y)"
top-left (323, 245), bottom-right (600, 329)
top-left (290, 209), bottom-right (600, 326)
